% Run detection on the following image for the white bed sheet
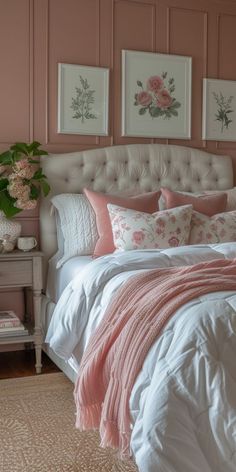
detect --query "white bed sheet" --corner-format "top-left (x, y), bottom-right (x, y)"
top-left (46, 253), bottom-right (93, 303)
top-left (41, 296), bottom-right (80, 383)
top-left (42, 252), bottom-right (92, 382)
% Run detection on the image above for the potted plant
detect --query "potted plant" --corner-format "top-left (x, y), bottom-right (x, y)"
top-left (0, 141), bottom-right (50, 246)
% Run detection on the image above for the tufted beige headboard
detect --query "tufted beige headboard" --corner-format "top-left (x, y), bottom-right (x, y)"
top-left (40, 143), bottom-right (233, 271)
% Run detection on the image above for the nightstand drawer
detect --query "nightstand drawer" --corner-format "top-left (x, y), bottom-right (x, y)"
top-left (0, 260), bottom-right (32, 286)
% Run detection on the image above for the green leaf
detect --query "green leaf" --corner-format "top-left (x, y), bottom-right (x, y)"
top-left (11, 150), bottom-right (23, 163)
top-left (41, 179), bottom-right (50, 196)
top-left (10, 142), bottom-right (29, 155)
top-left (28, 159), bottom-right (40, 164)
top-left (170, 109), bottom-right (178, 116)
top-left (0, 178), bottom-right (9, 191)
top-left (149, 106), bottom-right (162, 117)
top-left (0, 150), bottom-right (13, 165)
top-left (171, 101), bottom-right (181, 109)
top-left (139, 107), bottom-right (147, 115)
top-left (28, 141), bottom-right (41, 152)
top-left (137, 80), bottom-right (143, 87)
top-left (30, 184), bottom-right (40, 200)
top-left (73, 112), bottom-right (82, 119)
top-left (79, 76), bottom-right (87, 89)
top-left (10, 141), bottom-right (48, 157)
top-left (32, 168), bottom-right (43, 180)
top-left (87, 113), bottom-right (97, 119)
top-left (31, 149), bottom-right (48, 156)
top-left (165, 111), bottom-right (172, 119)
top-left (0, 190), bottom-right (21, 218)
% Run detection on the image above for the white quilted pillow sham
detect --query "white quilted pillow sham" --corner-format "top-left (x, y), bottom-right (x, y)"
top-left (107, 204), bottom-right (193, 251)
top-left (51, 194), bottom-right (98, 268)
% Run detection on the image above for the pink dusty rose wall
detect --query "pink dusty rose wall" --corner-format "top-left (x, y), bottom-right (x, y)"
top-left (1, 0), bottom-right (236, 333)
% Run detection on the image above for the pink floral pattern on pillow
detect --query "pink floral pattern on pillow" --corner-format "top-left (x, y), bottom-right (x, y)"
top-left (107, 204), bottom-right (193, 251)
top-left (189, 210), bottom-right (236, 244)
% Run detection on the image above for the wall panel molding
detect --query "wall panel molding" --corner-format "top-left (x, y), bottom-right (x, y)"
top-left (0, 0), bottom-right (32, 144)
top-left (216, 12), bottom-right (236, 150)
top-left (45, 0), bottom-right (49, 144)
top-left (112, 0), bottom-right (156, 144)
top-left (167, 5), bottom-right (208, 148)
top-left (217, 12), bottom-right (236, 78)
top-left (29, 0), bottom-right (34, 141)
top-left (45, 0), bottom-right (101, 147)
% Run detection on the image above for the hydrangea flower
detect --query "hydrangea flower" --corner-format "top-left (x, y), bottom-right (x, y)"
top-left (0, 141), bottom-right (50, 218)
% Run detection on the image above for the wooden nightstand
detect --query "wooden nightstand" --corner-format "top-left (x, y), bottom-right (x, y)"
top-left (0, 250), bottom-right (43, 374)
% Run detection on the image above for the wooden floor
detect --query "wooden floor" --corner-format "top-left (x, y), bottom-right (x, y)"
top-left (0, 349), bottom-right (60, 379)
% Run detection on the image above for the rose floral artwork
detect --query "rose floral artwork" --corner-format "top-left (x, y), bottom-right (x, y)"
top-left (134, 73), bottom-right (181, 120)
top-left (122, 50), bottom-right (192, 139)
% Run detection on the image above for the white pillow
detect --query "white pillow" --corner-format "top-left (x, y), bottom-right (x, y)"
top-left (107, 204), bottom-right (193, 251)
top-left (51, 194), bottom-right (98, 268)
top-left (189, 210), bottom-right (236, 244)
top-left (54, 209), bottom-right (64, 255)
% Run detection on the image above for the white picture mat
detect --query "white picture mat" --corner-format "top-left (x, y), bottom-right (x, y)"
top-left (202, 78), bottom-right (236, 141)
top-left (58, 63), bottom-right (109, 136)
top-left (122, 50), bottom-right (192, 139)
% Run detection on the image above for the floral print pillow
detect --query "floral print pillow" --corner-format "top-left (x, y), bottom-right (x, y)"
top-left (189, 210), bottom-right (236, 244)
top-left (107, 204), bottom-right (193, 251)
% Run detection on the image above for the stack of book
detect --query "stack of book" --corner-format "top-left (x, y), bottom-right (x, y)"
top-left (0, 311), bottom-right (29, 337)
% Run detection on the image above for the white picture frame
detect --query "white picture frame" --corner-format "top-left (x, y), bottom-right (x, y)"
top-left (122, 50), bottom-right (192, 139)
top-left (202, 78), bottom-right (236, 141)
top-left (58, 63), bottom-right (109, 136)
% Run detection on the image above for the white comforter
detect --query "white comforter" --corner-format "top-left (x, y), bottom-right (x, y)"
top-left (46, 243), bottom-right (236, 472)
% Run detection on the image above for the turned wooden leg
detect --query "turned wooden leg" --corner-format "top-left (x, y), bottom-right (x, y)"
top-left (33, 289), bottom-right (42, 374)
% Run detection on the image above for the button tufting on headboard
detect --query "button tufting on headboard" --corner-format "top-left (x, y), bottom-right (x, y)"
top-left (40, 143), bottom-right (233, 280)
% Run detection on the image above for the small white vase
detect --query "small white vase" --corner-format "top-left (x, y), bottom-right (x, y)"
top-left (0, 210), bottom-right (21, 245)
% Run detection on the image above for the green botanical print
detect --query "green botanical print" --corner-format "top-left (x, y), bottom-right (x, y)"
top-left (212, 91), bottom-right (234, 133)
top-left (71, 76), bottom-right (97, 123)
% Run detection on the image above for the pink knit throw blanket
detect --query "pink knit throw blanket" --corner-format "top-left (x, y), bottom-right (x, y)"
top-left (74, 258), bottom-right (236, 457)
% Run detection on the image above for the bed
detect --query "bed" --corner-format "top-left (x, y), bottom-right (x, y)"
top-left (40, 143), bottom-right (236, 472)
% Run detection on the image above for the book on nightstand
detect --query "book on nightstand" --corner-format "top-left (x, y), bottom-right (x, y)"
top-left (0, 311), bottom-right (29, 336)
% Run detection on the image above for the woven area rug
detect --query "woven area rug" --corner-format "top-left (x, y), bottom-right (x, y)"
top-left (0, 372), bottom-right (138, 472)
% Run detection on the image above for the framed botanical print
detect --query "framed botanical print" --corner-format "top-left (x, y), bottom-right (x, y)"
top-left (58, 63), bottom-right (109, 136)
top-left (121, 50), bottom-right (192, 139)
top-left (202, 78), bottom-right (236, 141)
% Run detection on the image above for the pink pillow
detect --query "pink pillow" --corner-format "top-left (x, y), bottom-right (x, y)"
top-left (84, 188), bottom-right (161, 256)
top-left (161, 187), bottom-right (227, 216)
top-left (201, 188), bottom-right (236, 212)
